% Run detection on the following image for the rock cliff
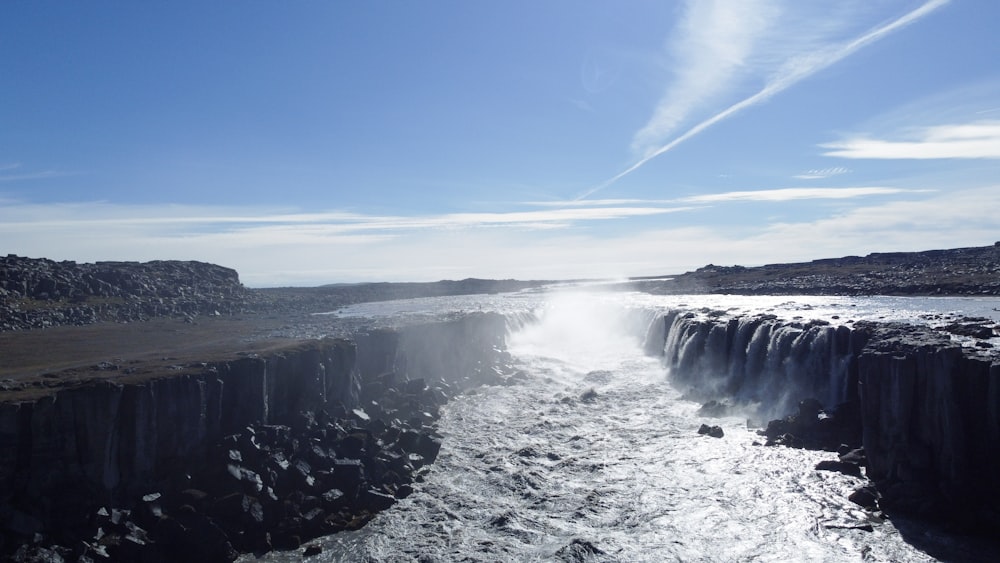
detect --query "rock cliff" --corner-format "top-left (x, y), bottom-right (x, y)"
top-left (857, 323), bottom-right (1000, 528)
top-left (0, 313), bottom-right (512, 559)
top-left (0, 339), bottom-right (356, 547)
top-left (0, 255), bottom-right (254, 331)
top-left (652, 309), bottom-right (1000, 531)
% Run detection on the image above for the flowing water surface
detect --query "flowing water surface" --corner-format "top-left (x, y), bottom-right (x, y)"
top-left (253, 289), bottom-right (1000, 562)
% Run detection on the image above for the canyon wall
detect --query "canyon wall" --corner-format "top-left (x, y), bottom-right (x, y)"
top-left (857, 324), bottom-right (1000, 523)
top-left (0, 339), bottom-right (358, 534)
top-left (0, 312), bottom-right (511, 554)
top-left (653, 310), bottom-right (1000, 526)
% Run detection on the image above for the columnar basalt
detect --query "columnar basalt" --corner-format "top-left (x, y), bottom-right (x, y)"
top-left (0, 313), bottom-right (513, 560)
top-left (652, 309), bottom-right (1000, 531)
top-left (857, 323), bottom-right (1000, 527)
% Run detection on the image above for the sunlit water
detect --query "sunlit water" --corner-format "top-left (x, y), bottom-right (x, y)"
top-left (252, 289), bottom-right (999, 562)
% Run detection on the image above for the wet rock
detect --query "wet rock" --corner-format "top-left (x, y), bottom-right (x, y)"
top-left (838, 448), bottom-right (866, 466)
top-left (761, 399), bottom-right (861, 452)
top-left (697, 400), bottom-right (732, 418)
top-left (697, 424), bottom-right (724, 438)
top-left (849, 486), bottom-right (881, 510)
top-left (360, 489), bottom-right (396, 512)
top-left (815, 459), bottom-right (862, 477)
top-left (555, 538), bottom-right (605, 561)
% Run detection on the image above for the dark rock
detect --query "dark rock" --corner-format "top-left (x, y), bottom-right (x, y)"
top-left (360, 489), bottom-right (396, 512)
top-left (555, 538), bottom-right (605, 561)
top-left (838, 448), bottom-right (866, 466)
top-left (815, 459), bottom-right (862, 477)
top-left (849, 486), bottom-right (881, 510)
top-left (697, 400), bottom-right (731, 417)
top-left (697, 424), bottom-right (724, 438)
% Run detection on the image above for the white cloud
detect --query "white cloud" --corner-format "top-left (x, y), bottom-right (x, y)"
top-left (0, 201), bottom-right (690, 234)
top-left (0, 170), bottom-right (72, 183)
top-left (535, 187), bottom-right (913, 207)
top-left (581, 0), bottom-right (950, 199)
top-left (525, 198), bottom-right (675, 207)
top-left (793, 167), bottom-right (850, 180)
top-left (630, 0), bottom-right (777, 159)
top-left (1, 183), bottom-right (991, 286)
top-left (822, 120), bottom-right (1000, 159)
top-left (680, 186), bottom-right (917, 203)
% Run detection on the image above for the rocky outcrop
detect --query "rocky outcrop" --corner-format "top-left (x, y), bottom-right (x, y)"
top-left (0, 254), bottom-right (552, 332)
top-left (634, 241), bottom-right (1000, 296)
top-left (857, 323), bottom-right (1000, 529)
top-left (0, 255), bottom-right (255, 331)
top-left (651, 309), bottom-right (1000, 532)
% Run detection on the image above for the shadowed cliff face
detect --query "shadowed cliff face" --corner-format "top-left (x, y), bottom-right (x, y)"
top-left (857, 324), bottom-right (1000, 526)
top-left (0, 314), bottom-right (514, 559)
top-left (0, 339), bottom-right (357, 508)
top-left (653, 310), bottom-right (1000, 532)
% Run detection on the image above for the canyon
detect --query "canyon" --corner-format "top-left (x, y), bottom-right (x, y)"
top-left (1, 244), bottom-right (998, 559)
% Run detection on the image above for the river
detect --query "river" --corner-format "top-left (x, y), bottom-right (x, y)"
top-left (251, 289), bottom-right (1000, 562)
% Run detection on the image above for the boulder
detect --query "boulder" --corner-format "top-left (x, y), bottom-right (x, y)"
top-left (697, 424), bottom-right (724, 438)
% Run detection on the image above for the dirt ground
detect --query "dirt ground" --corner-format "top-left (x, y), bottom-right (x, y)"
top-left (0, 313), bottom-right (318, 402)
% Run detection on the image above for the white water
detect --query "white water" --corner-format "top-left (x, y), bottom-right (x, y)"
top-left (254, 289), bottom-right (999, 562)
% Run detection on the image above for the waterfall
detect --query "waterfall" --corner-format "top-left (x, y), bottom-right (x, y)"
top-left (652, 311), bottom-right (860, 420)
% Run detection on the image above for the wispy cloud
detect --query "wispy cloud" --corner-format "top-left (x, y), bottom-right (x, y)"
top-left (580, 0), bottom-right (950, 199)
top-left (0, 184), bottom-right (992, 285)
top-left (679, 186), bottom-right (920, 203)
top-left (536, 186), bottom-right (915, 207)
top-left (0, 202), bottom-right (691, 234)
top-left (793, 166), bottom-right (850, 180)
top-left (630, 0), bottom-right (777, 159)
top-left (0, 170), bottom-right (72, 183)
top-left (525, 198), bottom-right (674, 207)
top-left (822, 120), bottom-right (1000, 159)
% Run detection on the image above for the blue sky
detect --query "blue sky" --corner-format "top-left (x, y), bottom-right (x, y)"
top-left (2, 1), bottom-right (999, 286)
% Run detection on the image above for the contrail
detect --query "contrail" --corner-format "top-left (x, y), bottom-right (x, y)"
top-left (577, 0), bottom-right (950, 201)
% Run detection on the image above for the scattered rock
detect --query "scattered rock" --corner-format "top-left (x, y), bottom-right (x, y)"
top-left (697, 424), bottom-right (724, 438)
top-left (815, 459), bottom-right (862, 477)
top-left (849, 486), bottom-right (881, 511)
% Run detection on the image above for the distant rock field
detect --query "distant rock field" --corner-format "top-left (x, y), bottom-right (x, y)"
top-left (2, 242), bottom-right (998, 332)
top-left (631, 242), bottom-right (1000, 296)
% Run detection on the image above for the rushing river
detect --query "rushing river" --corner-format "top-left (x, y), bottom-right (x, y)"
top-left (253, 289), bottom-right (1000, 562)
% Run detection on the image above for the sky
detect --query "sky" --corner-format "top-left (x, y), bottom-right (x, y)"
top-left (2, 0), bottom-right (999, 287)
